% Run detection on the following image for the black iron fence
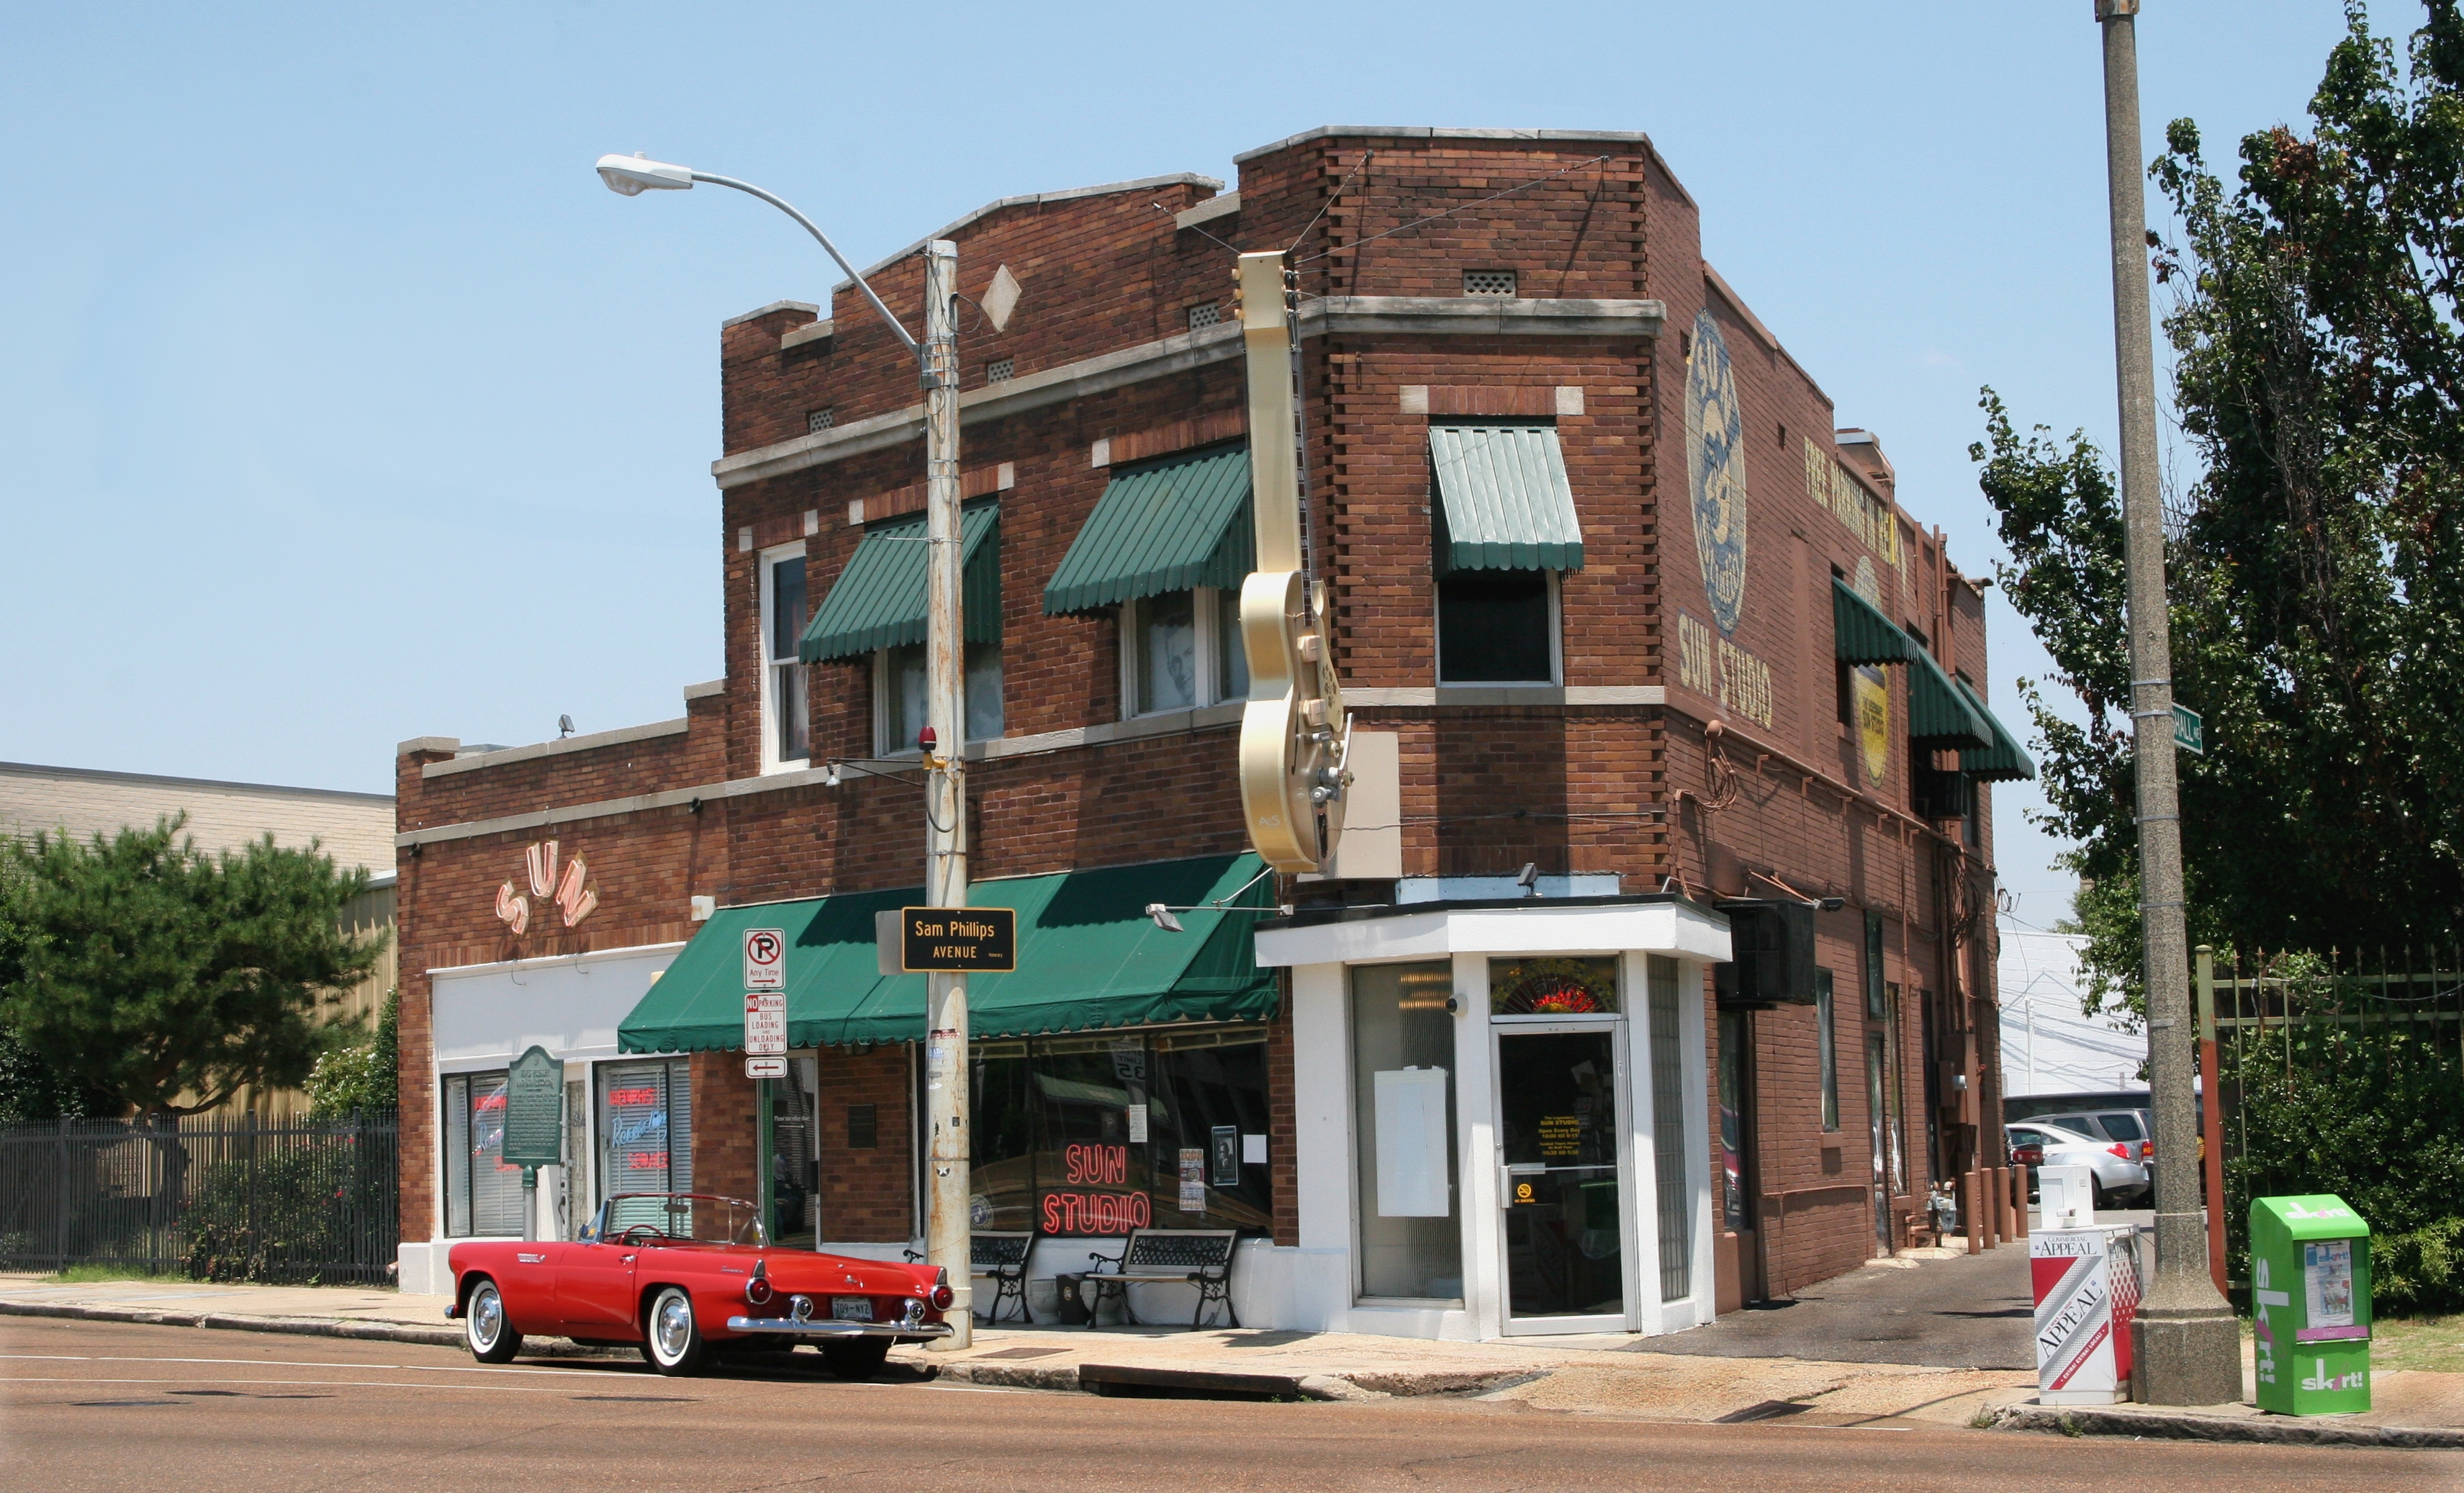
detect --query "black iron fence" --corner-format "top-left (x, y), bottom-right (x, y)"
top-left (2208, 947), bottom-right (2463, 1310)
top-left (0, 1113), bottom-right (398, 1284)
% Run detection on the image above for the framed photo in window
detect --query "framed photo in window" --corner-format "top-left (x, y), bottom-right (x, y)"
top-left (1209, 1124), bottom-right (1240, 1187)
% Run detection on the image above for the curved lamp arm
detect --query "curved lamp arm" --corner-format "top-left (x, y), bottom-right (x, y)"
top-left (596, 153), bottom-right (919, 353)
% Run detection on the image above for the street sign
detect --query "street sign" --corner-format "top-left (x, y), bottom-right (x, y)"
top-left (744, 990), bottom-right (787, 1056)
top-left (744, 927), bottom-right (786, 989)
top-left (745, 1056), bottom-right (788, 1080)
top-left (898, 906), bottom-right (1018, 973)
top-left (502, 1045), bottom-right (566, 1168)
top-left (2173, 703), bottom-right (2204, 755)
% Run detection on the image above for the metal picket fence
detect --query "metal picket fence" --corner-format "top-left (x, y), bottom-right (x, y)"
top-left (0, 1113), bottom-right (398, 1284)
top-left (2208, 947), bottom-right (2464, 1290)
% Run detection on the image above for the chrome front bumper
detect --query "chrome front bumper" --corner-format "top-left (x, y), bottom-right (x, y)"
top-left (726, 1316), bottom-right (955, 1340)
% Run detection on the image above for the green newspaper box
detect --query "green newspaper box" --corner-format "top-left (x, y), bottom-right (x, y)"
top-left (2250, 1194), bottom-right (2371, 1415)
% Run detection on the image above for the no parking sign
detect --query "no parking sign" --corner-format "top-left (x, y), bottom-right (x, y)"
top-left (744, 927), bottom-right (785, 989)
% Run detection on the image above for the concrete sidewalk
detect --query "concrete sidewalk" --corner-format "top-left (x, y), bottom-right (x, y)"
top-left (5, 1266), bottom-right (2458, 1447)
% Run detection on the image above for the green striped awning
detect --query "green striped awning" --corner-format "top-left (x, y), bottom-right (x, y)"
top-left (1043, 445), bottom-right (1253, 615)
top-left (1431, 424), bottom-right (1584, 573)
top-left (1904, 634), bottom-right (1993, 749)
top-left (615, 853), bottom-right (1279, 1053)
top-left (799, 502), bottom-right (1001, 663)
top-left (1832, 577), bottom-right (1914, 666)
top-left (1955, 681), bottom-right (2038, 782)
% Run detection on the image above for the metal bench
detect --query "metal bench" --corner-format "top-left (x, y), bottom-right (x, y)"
top-left (1082, 1227), bottom-right (1240, 1329)
top-left (972, 1230), bottom-right (1034, 1325)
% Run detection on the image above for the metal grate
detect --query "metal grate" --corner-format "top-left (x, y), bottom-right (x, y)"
top-left (1186, 302), bottom-right (1221, 330)
top-left (807, 407), bottom-right (835, 433)
top-left (985, 358), bottom-right (1014, 384)
top-left (1463, 269), bottom-right (1518, 298)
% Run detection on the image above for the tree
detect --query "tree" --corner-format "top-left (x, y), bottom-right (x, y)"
top-left (0, 855), bottom-right (107, 1123)
top-left (0, 814), bottom-right (387, 1117)
top-left (1978, 1), bottom-right (2464, 1014)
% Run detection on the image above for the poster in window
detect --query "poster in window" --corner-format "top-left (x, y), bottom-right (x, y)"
top-left (1209, 1125), bottom-right (1240, 1187)
top-left (1178, 1147), bottom-right (1206, 1212)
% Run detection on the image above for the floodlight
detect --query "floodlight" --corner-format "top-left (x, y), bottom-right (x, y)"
top-left (597, 153), bottom-right (695, 196)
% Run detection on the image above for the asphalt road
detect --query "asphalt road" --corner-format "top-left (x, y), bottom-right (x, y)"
top-left (1642, 1247), bottom-right (2038, 1368)
top-left (2, 1317), bottom-right (2445, 1492)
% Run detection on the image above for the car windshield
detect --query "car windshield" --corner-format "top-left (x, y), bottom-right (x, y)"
top-left (2097, 1112), bottom-right (2146, 1140)
top-left (587, 1194), bottom-right (767, 1247)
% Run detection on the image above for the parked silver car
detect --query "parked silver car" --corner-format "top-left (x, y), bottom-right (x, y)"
top-left (2031, 1108), bottom-right (2154, 1165)
top-left (2007, 1120), bottom-right (2150, 1208)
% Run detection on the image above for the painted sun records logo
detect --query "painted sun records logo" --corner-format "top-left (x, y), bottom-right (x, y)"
top-left (1685, 308), bottom-right (1748, 636)
top-left (494, 839), bottom-right (597, 936)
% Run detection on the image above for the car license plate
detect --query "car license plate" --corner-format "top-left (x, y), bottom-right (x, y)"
top-left (831, 1296), bottom-right (873, 1322)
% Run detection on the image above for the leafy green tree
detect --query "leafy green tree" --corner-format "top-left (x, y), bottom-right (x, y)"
top-left (1978, 1), bottom-right (2464, 1014)
top-left (0, 814), bottom-right (386, 1117)
top-left (0, 855), bottom-right (107, 1123)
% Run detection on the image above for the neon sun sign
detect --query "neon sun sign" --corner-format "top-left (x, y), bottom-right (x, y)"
top-left (494, 839), bottom-right (597, 935)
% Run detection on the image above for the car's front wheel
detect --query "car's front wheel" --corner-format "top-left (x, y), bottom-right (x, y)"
top-left (643, 1286), bottom-right (708, 1376)
top-left (464, 1278), bottom-right (521, 1364)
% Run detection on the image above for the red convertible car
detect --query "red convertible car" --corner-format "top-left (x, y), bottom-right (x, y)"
top-left (446, 1192), bottom-right (955, 1377)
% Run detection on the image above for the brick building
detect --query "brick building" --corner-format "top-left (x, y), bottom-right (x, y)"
top-left (393, 125), bottom-right (2021, 1338)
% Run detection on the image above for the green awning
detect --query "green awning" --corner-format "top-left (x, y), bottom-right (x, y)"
top-left (616, 852), bottom-right (1278, 1054)
top-left (1904, 633), bottom-right (1994, 749)
top-left (1431, 424), bottom-right (1584, 573)
top-left (799, 502), bottom-right (1001, 663)
top-left (1955, 681), bottom-right (2037, 782)
top-left (1043, 445), bottom-right (1253, 615)
top-left (1832, 577), bottom-right (1913, 666)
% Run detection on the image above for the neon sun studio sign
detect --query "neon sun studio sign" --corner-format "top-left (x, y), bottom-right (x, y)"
top-left (494, 839), bottom-right (597, 935)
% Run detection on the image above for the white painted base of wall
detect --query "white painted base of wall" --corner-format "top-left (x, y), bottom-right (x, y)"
top-left (398, 1241), bottom-right (441, 1296)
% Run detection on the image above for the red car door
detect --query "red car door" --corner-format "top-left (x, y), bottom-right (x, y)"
top-left (554, 1238), bottom-right (641, 1333)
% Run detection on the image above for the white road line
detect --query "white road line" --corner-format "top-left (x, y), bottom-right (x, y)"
top-left (0, 1376), bottom-right (573, 1394)
top-left (0, 1353), bottom-right (624, 1379)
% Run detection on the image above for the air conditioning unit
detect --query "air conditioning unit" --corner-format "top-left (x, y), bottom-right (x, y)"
top-left (1913, 767), bottom-right (1970, 821)
top-left (1712, 898), bottom-right (1818, 1006)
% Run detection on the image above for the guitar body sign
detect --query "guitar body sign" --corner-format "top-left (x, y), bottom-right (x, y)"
top-left (1234, 251), bottom-right (1349, 874)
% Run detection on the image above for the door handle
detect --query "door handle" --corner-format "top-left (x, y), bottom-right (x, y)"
top-left (621, 1255), bottom-right (636, 1263)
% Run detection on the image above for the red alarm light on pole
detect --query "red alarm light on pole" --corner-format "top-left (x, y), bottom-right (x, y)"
top-left (918, 725), bottom-right (937, 752)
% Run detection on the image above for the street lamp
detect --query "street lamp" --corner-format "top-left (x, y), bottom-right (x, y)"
top-left (597, 150), bottom-right (972, 1349)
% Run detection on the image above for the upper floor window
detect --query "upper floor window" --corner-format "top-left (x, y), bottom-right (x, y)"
top-left (1437, 569), bottom-right (1558, 684)
top-left (760, 543), bottom-right (811, 771)
top-left (878, 641), bottom-right (1003, 754)
top-left (1124, 587), bottom-right (1247, 716)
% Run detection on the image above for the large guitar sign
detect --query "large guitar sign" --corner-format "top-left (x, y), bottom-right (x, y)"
top-left (1233, 251), bottom-right (1348, 874)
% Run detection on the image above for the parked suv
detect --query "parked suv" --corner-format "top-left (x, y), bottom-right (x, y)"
top-left (2005, 1120), bottom-right (2149, 1209)
top-left (2031, 1108), bottom-right (2154, 1164)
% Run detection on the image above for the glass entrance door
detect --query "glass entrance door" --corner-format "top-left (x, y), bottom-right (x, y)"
top-left (1496, 1027), bottom-right (1627, 1331)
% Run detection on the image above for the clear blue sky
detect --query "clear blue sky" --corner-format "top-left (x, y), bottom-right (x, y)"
top-left (0, 1), bottom-right (2375, 922)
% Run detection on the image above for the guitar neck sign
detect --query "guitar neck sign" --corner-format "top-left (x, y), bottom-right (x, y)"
top-left (900, 906), bottom-right (1017, 973)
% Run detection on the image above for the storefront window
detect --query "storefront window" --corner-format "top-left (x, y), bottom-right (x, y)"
top-left (1352, 961), bottom-right (1461, 1301)
top-left (966, 1027), bottom-right (1272, 1237)
top-left (1489, 956), bottom-right (1620, 1017)
top-left (597, 1059), bottom-right (691, 1231)
top-left (1816, 969), bottom-right (1839, 1131)
top-left (442, 1070), bottom-right (525, 1237)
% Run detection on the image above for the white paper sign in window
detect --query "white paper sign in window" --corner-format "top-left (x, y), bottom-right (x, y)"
top-left (1373, 1067), bottom-right (1452, 1217)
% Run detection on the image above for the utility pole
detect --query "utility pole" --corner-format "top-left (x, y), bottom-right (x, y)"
top-left (918, 239), bottom-right (972, 1350)
top-left (2093, 0), bottom-right (2240, 1404)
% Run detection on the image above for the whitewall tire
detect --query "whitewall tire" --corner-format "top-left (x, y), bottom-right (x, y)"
top-left (644, 1286), bottom-right (707, 1376)
top-left (464, 1278), bottom-right (521, 1364)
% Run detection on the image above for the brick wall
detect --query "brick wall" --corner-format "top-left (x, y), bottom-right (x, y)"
top-left (395, 128), bottom-right (2005, 1302)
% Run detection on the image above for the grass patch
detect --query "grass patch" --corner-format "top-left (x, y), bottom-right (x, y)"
top-left (2372, 1315), bottom-right (2464, 1374)
top-left (49, 1264), bottom-right (191, 1285)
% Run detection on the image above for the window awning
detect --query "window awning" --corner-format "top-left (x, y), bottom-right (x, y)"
top-left (799, 502), bottom-right (1001, 663)
top-left (1955, 680), bottom-right (2038, 782)
top-left (1903, 635), bottom-right (1994, 749)
top-left (1043, 445), bottom-right (1253, 615)
top-left (1831, 577), bottom-right (1913, 666)
top-left (615, 852), bottom-right (1279, 1054)
top-left (1430, 424), bottom-right (1584, 573)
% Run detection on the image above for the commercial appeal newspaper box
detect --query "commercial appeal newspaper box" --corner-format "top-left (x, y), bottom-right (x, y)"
top-left (2031, 1220), bottom-right (2142, 1404)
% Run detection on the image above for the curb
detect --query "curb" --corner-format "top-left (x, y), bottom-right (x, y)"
top-left (1990, 1402), bottom-right (2464, 1450)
